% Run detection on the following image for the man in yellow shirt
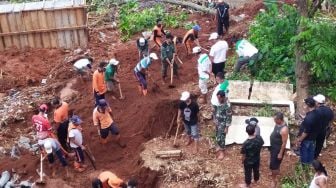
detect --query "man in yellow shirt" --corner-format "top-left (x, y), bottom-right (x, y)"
top-left (93, 62), bottom-right (108, 106)
top-left (91, 171), bottom-right (138, 188)
top-left (93, 99), bottom-right (125, 147)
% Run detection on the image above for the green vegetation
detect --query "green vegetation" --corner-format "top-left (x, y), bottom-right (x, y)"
top-left (119, 1), bottom-right (188, 41)
top-left (249, 4), bottom-right (336, 100)
top-left (281, 163), bottom-right (313, 188)
top-left (253, 103), bottom-right (274, 117)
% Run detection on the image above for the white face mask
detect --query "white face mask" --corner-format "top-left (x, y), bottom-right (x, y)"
top-left (43, 113), bottom-right (48, 118)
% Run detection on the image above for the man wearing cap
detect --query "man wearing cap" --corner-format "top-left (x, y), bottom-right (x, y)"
top-left (213, 90), bottom-right (232, 160)
top-left (153, 19), bottom-right (166, 48)
top-left (93, 99), bottom-right (125, 147)
top-left (134, 53), bottom-right (159, 96)
top-left (161, 33), bottom-right (177, 83)
top-left (177, 91), bottom-right (200, 153)
top-left (73, 57), bottom-right (93, 81)
top-left (313, 94), bottom-right (334, 159)
top-left (136, 37), bottom-right (149, 60)
top-left (231, 37), bottom-right (259, 72)
top-left (93, 62), bottom-right (108, 106)
top-left (183, 25), bottom-right (201, 55)
top-left (105, 58), bottom-right (120, 98)
top-left (68, 115), bottom-right (86, 172)
top-left (51, 97), bottom-right (70, 152)
top-left (211, 72), bottom-right (229, 106)
top-left (295, 97), bottom-right (319, 164)
top-left (215, 0), bottom-right (230, 37)
top-left (32, 104), bottom-right (53, 141)
top-left (245, 117), bottom-right (260, 136)
top-left (40, 138), bottom-right (68, 177)
top-left (193, 46), bottom-right (212, 103)
top-left (209, 32), bottom-right (229, 77)
top-left (91, 171), bottom-right (138, 188)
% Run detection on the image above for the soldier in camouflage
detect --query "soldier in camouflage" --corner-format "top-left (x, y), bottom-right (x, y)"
top-left (214, 90), bottom-right (232, 160)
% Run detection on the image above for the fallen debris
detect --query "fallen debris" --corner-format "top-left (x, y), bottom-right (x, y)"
top-left (155, 150), bottom-right (182, 158)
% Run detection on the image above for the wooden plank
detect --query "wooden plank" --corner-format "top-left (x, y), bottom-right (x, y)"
top-left (75, 8), bottom-right (87, 47)
top-left (38, 10), bottom-right (51, 48)
top-left (0, 14), bottom-right (13, 48)
top-left (68, 9), bottom-right (79, 47)
top-left (15, 12), bottom-right (28, 48)
top-left (54, 10), bottom-right (66, 48)
top-left (46, 11), bottom-right (57, 48)
top-left (0, 23), bottom-right (4, 50)
top-left (0, 26), bottom-right (87, 36)
top-left (30, 11), bottom-right (42, 48)
top-left (155, 150), bottom-right (182, 158)
top-left (22, 11), bottom-right (35, 48)
top-left (7, 13), bottom-right (20, 49)
top-left (61, 9), bottom-right (72, 49)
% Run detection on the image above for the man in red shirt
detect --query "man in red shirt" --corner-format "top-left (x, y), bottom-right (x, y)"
top-left (32, 104), bottom-right (52, 140)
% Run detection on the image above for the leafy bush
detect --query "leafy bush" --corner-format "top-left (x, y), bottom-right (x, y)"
top-left (249, 4), bottom-right (336, 100)
top-left (281, 163), bottom-right (313, 188)
top-left (119, 0), bottom-right (188, 41)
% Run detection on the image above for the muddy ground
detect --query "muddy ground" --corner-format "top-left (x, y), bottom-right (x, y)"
top-left (0, 0), bottom-right (335, 187)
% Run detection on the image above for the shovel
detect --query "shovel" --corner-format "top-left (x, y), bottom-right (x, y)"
top-left (83, 145), bottom-right (96, 170)
top-left (117, 83), bottom-right (125, 100)
top-left (173, 121), bottom-right (182, 148)
top-left (168, 58), bottom-right (175, 88)
top-left (35, 153), bottom-right (46, 185)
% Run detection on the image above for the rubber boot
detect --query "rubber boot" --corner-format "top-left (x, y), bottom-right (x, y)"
top-left (73, 162), bottom-right (85, 172)
top-left (143, 89), bottom-right (148, 96)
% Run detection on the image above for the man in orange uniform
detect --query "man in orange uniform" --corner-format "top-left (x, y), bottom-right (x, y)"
top-left (183, 24), bottom-right (201, 55)
top-left (91, 171), bottom-right (138, 188)
top-left (52, 97), bottom-right (70, 152)
top-left (93, 99), bottom-right (125, 147)
top-left (93, 62), bottom-right (108, 106)
top-left (152, 19), bottom-right (166, 48)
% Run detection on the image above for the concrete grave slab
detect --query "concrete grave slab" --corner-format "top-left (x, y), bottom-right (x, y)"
top-left (225, 116), bottom-right (291, 149)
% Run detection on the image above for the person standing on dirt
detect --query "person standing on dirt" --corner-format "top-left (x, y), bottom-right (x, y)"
top-left (93, 99), bottom-right (126, 147)
top-left (211, 72), bottom-right (229, 106)
top-left (310, 160), bottom-right (328, 188)
top-left (73, 57), bottom-right (93, 81)
top-left (183, 25), bottom-right (201, 55)
top-left (269, 112), bottom-right (289, 188)
top-left (52, 97), bottom-right (70, 152)
top-left (173, 35), bottom-right (183, 55)
top-left (193, 46), bottom-right (212, 104)
top-left (295, 97), bottom-right (319, 165)
top-left (68, 115), bottom-right (87, 172)
top-left (209, 32), bottom-right (229, 77)
top-left (240, 124), bottom-right (264, 188)
top-left (313, 94), bottom-right (334, 159)
top-left (231, 37), bottom-right (259, 72)
top-left (215, 0), bottom-right (230, 37)
top-left (153, 19), bottom-right (166, 48)
top-left (105, 58), bottom-right (120, 99)
top-left (177, 91), bottom-right (200, 153)
top-left (136, 37), bottom-right (149, 60)
top-left (32, 104), bottom-right (53, 140)
top-left (161, 33), bottom-right (177, 83)
top-left (93, 62), bottom-right (107, 106)
top-left (40, 138), bottom-right (68, 177)
top-left (134, 53), bottom-right (159, 96)
top-left (213, 90), bottom-right (232, 160)
top-left (91, 171), bottom-right (138, 188)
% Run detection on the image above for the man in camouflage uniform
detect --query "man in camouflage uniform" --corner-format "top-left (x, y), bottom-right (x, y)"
top-left (214, 90), bottom-right (232, 160)
top-left (161, 33), bottom-right (177, 83)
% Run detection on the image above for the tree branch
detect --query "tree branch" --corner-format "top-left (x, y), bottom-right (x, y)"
top-left (308, 0), bottom-right (324, 18)
top-left (160, 0), bottom-right (216, 14)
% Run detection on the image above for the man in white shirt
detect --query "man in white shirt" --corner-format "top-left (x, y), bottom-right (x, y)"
top-left (232, 38), bottom-right (259, 72)
top-left (193, 46), bottom-right (212, 103)
top-left (210, 72), bottom-right (229, 106)
top-left (73, 57), bottom-right (93, 81)
top-left (68, 115), bottom-right (86, 172)
top-left (209, 33), bottom-right (229, 78)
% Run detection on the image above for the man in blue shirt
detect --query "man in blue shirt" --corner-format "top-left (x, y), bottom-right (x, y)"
top-left (134, 53), bottom-right (158, 96)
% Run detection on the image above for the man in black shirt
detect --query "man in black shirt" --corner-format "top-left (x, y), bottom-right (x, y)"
top-left (177, 91), bottom-right (200, 153)
top-left (295, 97), bottom-right (318, 164)
top-left (313, 94), bottom-right (334, 159)
top-left (215, 0), bottom-right (230, 38)
top-left (240, 124), bottom-right (264, 188)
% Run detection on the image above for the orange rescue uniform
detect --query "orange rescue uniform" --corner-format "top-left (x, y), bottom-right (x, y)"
top-left (98, 171), bottom-right (124, 188)
top-left (93, 107), bottom-right (113, 129)
top-left (53, 102), bottom-right (69, 123)
top-left (92, 70), bottom-right (107, 95)
top-left (183, 29), bottom-right (198, 54)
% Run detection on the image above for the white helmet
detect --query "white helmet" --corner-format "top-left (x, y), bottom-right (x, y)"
top-left (139, 37), bottom-right (145, 46)
top-left (149, 53), bottom-right (158, 60)
top-left (109, 58), bottom-right (119, 65)
top-left (313, 94), bottom-right (326, 104)
top-left (44, 140), bottom-right (53, 154)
